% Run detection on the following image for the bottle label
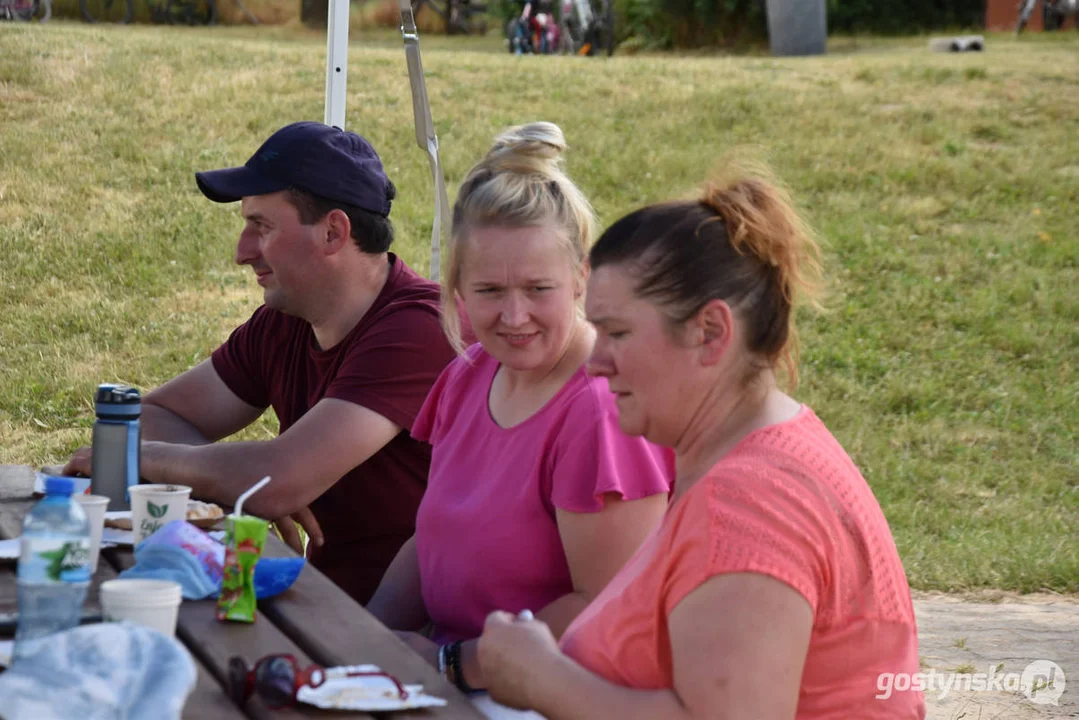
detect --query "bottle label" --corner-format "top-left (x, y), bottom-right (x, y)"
top-left (125, 418), bottom-right (140, 502)
top-left (18, 537), bottom-right (92, 584)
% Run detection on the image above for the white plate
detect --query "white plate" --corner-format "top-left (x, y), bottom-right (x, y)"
top-left (34, 471), bottom-right (92, 496)
top-left (296, 664), bottom-right (447, 712)
top-left (104, 507), bottom-right (224, 530)
top-left (0, 639), bottom-right (12, 668)
top-left (102, 527), bottom-right (135, 545)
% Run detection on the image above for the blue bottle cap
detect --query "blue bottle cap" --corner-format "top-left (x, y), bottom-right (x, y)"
top-left (44, 476), bottom-right (76, 495)
top-left (95, 384), bottom-right (141, 419)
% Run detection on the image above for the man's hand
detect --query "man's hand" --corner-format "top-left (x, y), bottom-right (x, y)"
top-left (62, 447), bottom-right (93, 478)
top-left (272, 506), bottom-right (324, 555)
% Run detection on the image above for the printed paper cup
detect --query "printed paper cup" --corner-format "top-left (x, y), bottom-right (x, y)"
top-left (101, 578), bottom-right (183, 637)
top-left (129, 484), bottom-right (191, 545)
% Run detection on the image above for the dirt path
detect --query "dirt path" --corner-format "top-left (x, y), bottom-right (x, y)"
top-left (914, 591), bottom-right (1079, 718)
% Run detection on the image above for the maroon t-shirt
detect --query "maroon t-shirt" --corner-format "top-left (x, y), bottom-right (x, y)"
top-left (211, 254), bottom-right (456, 604)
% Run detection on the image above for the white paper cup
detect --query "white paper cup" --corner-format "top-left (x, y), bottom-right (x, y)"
top-left (73, 494), bottom-right (109, 570)
top-left (100, 579), bottom-right (183, 637)
top-left (129, 484), bottom-right (191, 545)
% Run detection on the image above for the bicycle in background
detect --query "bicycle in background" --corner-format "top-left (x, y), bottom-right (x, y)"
top-left (1016, 0), bottom-right (1077, 33)
top-left (411, 0), bottom-right (489, 35)
top-left (505, 0), bottom-right (615, 55)
top-left (0, 0), bottom-right (50, 21)
top-left (79, 0), bottom-right (216, 24)
top-left (560, 0), bottom-right (615, 56)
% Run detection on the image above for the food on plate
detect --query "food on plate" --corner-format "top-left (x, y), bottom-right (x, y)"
top-left (186, 500), bottom-right (225, 521)
top-left (104, 500), bottom-right (226, 530)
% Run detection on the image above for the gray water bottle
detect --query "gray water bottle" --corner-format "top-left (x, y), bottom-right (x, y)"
top-left (91, 384), bottom-right (141, 511)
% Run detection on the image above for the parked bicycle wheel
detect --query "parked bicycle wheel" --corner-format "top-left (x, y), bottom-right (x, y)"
top-left (580, 0), bottom-right (614, 55)
top-left (1016, 0), bottom-right (1038, 34)
top-left (506, 17), bottom-right (525, 52)
top-left (412, 0), bottom-right (442, 21)
top-left (598, 0), bottom-right (614, 55)
top-left (561, 0), bottom-right (590, 53)
top-left (166, 0), bottom-right (216, 25)
top-left (80, 0), bottom-right (133, 23)
top-left (570, 0), bottom-right (615, 56)
top-left (1, 0), bottom-right (36, 20)
top-left (1044, 3), bottom-right (1068, 29)
top-left (413, 0), bottom-right (486, 34)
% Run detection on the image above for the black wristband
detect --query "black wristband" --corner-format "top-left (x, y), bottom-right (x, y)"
top-left (446, 640), bottom-right (477, 694)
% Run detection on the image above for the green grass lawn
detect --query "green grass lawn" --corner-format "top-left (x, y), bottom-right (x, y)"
top-left (0, 23), bottom-right (1076, 593)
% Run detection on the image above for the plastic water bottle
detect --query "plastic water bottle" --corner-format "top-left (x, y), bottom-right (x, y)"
top-left (91, 383), bottom-right (141, 511)
top-left (14, 476), bottom-right (92, 662)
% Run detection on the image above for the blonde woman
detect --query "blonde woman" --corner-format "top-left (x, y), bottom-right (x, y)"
top-left (366, 123), bottom-right (673, 699)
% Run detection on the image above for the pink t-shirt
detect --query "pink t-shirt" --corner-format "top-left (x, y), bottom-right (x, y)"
top-left (560, 407), bottom-right (925, 719)
top-left (412, 344), bottom-right (673, 643)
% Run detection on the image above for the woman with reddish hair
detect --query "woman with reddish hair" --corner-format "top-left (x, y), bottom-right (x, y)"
top-left (477, 165), bottom-right (925, 720)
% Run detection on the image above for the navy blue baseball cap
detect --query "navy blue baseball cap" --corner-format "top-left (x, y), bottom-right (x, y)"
top-left (195, 122), bottom-right (394, 217)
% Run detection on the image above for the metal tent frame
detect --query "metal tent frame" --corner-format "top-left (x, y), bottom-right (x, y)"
top-left (322, 0), bottom-right (449, 281)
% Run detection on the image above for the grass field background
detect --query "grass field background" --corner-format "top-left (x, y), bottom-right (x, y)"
top-left (0, 23), bottom-right (1076, 593)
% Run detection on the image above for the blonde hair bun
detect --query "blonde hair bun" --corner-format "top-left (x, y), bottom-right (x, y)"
top-left (443, 121), bottom-right (595, 354)
top-left (485, 122), bottom-right (567, 174)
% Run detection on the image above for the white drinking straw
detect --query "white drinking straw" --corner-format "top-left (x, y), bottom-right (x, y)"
top-left (234, 475), bottom-right (271, 516)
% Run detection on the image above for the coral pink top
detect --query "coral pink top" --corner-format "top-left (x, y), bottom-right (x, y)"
top-left (560, 407), bottom-right (925, 719)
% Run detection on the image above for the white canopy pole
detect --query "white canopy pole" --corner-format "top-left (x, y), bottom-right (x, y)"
top-left (399, 0), bottom-right (450, 281)
top-left (324, 0), bottom-right (350, 129)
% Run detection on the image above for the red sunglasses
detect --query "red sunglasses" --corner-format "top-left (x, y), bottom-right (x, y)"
top-left (228, 653), bottom-right (409, 709)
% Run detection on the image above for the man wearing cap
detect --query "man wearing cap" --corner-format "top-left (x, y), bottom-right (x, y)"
top-left (65, 122), bottom-right (458, 604)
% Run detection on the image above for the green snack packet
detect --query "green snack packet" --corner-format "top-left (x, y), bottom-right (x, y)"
top-left (216, 514), bottom-right (268, 623)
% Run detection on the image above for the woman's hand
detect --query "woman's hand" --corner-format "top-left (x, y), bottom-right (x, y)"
top-left (478, 611), bottom-right (560, 709)
top-left (395, 631), bottom-right (440, 670)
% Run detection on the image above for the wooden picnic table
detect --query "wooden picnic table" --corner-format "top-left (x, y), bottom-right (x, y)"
top-left (0, 465), bottom-right (484, 720)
